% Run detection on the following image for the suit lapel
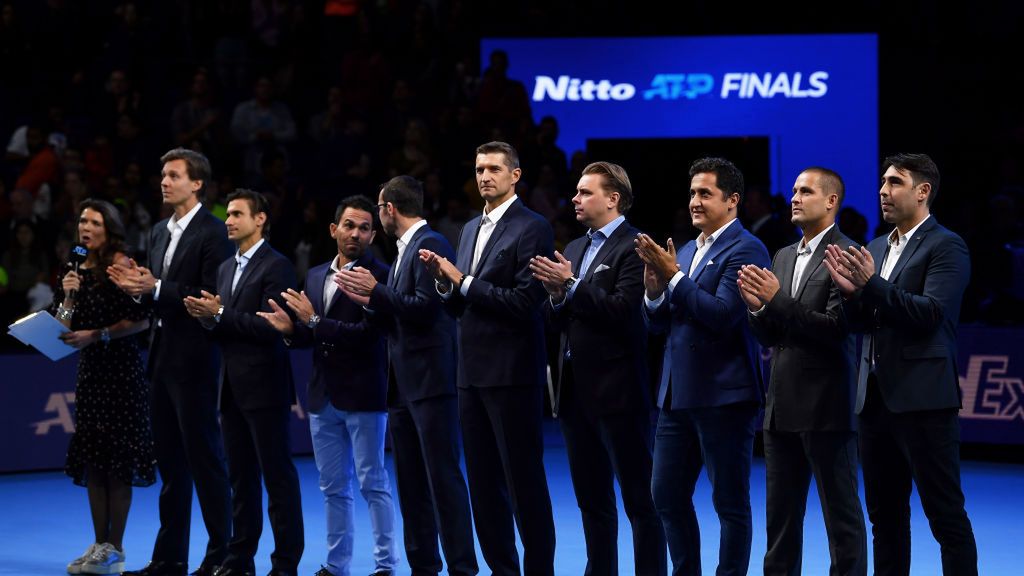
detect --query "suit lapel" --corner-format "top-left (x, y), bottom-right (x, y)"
top-left (583, 223), bottom-right (629, 283)
top-left (775, 246), bottom-right (797, 297)
top-left (888, 219), bottom-right (934, 283)
top-left (457, 216), bottom-right (481, 273)
top-left (474, 211), bottom-right (512, 272)
top-left (393, 224), bottom-right (429, 288)
top-left (691, 222), bottom-right (742, 283)
top-left (165, 213), bottom-right (204, 279)
top-left (306, 263), bottom-right (329, 315)
top-left (229, 243), bottom-right (267, 304)
top-left (676, 241), bottom-right (698, 279)
top-left (567, 235), bottom-right (589, 276)
top-left (151, 225), bottom-right (170, 278)
top-left (793, 226), bottom-right (837, 299)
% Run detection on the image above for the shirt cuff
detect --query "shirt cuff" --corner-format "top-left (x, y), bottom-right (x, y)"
top-left (666, 270), bottom-right (685, 294)
top-left (153, 279), bottom-right (162, 300)
top-left (644, 291), bottom-right (665, 310)
top-left (750, 304), bottom-right (767, 317)
top-left (459, 275), bottom-right (474, 296)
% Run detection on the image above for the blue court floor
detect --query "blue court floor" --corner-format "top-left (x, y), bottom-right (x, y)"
top-left (1, 442), bottom-right (1021, 575)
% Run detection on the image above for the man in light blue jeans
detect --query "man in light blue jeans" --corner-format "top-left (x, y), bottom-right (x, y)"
top-left (260, 196), bottom-right (398, 576)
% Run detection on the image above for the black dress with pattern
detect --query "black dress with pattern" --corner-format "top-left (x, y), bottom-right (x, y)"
top-left (52, 264), bottom-right (156, 487)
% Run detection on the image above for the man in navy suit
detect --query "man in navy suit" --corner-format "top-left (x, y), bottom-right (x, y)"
top-left (185, 189), bottom-right (303, 576)
top-left (738, 168), bottom-right (867, 576)
top-left (260, 195), bottom-right (398, 576)
top-left (110, 148), bottom-right (233, 576)
top-left (530, 161), bottom-right (666, 576)
top-left (635, 156), bottom-right (770, 576)
top-left (419, 141), bottom-right (556, 576)
top-left (335, 175), bottom-right (477, 576)
top-left (825, 153), bottom-right (976, 576)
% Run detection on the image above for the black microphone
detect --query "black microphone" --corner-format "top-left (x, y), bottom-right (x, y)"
top-left (67, 243), bottom-right (89, 300)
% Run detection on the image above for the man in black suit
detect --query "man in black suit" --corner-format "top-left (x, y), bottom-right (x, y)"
top-left (825, 153), bottom-right (976, 576)
top-left (335, 175), bottom-right (477, 576)
top-left (110, 148), bottom-right (233, 576)
top-left (260, 195), bottom-right (398, 576)
top-left (419, 141), bottom-right (556, 576)
top-left (530, 161), bottom-right (665, 576)
top-left (737, 167), bottom-right (867, 575)
top-left (184, 189), bottom-right (303, 576)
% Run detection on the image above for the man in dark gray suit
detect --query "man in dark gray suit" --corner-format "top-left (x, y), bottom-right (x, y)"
top-left (738, 167), bottom-right (866, 575)
top-left (825, 153), bottom-right (976, 575)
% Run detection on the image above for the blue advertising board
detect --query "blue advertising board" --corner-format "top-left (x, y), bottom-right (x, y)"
top-left (482, 35), bottom-right (879, 230)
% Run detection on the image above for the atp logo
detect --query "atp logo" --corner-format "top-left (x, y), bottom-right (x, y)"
top-left (33, 391), bottom-right (77, 435)
top-left (959, 355), bottom-right (1024, 421)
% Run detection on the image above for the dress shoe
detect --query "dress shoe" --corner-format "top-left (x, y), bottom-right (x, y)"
top-left (122, 561), bottom-right (189, 576)
top-left (190, 564), bottom-right (221, 576)
top-left (368, 571), bottom-right (393, 576)
top-left (211, 566), bottom-right (254, 576)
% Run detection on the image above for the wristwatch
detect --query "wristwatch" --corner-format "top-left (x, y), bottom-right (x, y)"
top-left (307, 313), bottom-right (321, 329)
top-left (214, 305), bottom-right (225, 323)
top-left (564, 276), bottom-right (579, 290)
top-left (98, 327), bottom-right (111, 344)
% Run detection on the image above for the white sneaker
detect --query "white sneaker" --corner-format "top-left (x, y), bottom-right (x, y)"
top-left (67, 543), bottom-right (99, 574)
top-left (80, 542), bottom-right (125, 575)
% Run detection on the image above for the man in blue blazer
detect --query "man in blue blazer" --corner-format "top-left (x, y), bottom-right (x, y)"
top-left (260, 195), bottom-right (398, 576)
top-left (110, 148), bottom-right (233, 576)
top-left (530, 161), bottom-right (665, 576)
top-left (336, 175), bottom-right (477, 576)
top-left (825, 153), bottom-right (976, 576)
top-left (185, 189), bottom-right (303, 576)
top-left (636, 157), bottom-right (770, 576)
top-left (420, 141), bottom-right (556, 576)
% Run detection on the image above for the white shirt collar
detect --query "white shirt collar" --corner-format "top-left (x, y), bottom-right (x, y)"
top-left (697, 217), bottom-right (737, 248)
top-left (481, 194), bottom-right (518, 224)
top-left (168, 201), bottom-right (203, 232)
top-left (798, 223), bottom-right (834, 255)
top-left (887, 214), bottom-right (930, 248)
top-left (398, 219), bottom-right (428, 248)
top-left (330, 255), bottom-right (357, 273)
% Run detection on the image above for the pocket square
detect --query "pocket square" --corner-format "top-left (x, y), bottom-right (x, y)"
top-left (593, 263), bottom-right (611, 273)
top-left (706, 260), bottom-right (715, 266)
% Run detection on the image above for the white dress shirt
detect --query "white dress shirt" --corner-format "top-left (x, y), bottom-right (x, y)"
top-left (880, 215), bottom-right (930, 280)
top-left (394, 219), bottom-right (428, 285)
top-left (155, 201), bottom-right (203, 300)
top-left (231, 238), bottom-right (264, 293)
top-left (459, 194), bottom-right (519, 296)
top-left (645, 217), bottom-right (738, 309)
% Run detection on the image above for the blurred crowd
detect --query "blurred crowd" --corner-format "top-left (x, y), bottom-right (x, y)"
top-left (2, 0), bottom-right (1024, 351)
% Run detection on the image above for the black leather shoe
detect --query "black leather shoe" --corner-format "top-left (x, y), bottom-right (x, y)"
top-left (211, 567), bottom-right (254, 576)
top-left (122, 561), bottom-right (189, 576)
top-left (190, 565), bottom-right (221, 576)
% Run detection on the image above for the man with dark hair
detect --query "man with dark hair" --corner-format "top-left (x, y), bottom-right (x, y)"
top-left (335, 175), bottom-right (478, 576)
top-left (635, 156), bottom-right (770, 576)
top-left (738, 167), bottom-right (867, 575)
top-left (184, 189), bottom-right (304, 576)
top-left (110, 148), bottom-right (234, 576)
top-left (530, 161), bottom-right (666, 575)
top-left (825, 153), bottom-right (976, 575)
top-left (419, 141), bottom-right (556, 575)
top-left (259, 195), bottom-right (398, 576)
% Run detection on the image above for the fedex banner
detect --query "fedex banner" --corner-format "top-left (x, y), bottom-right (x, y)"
top-left (482, 35), bottom-right (879, 230)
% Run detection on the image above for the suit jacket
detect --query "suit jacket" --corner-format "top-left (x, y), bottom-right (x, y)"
top-left (446, 198), bottom-right (554, 389)
top-left (645, 220), bottom-right (770, 409)
top-left (846, 217), bottom-right (970, 413)
top-left (145, 205), bottom-right (235, 384)
top-left (748, 226), bottom-right (858, 431)
top-left (211, 241), bottom-right (297, 411)
top-left (291, 253), bottom-right (390, 412)
top-left (368, 223), bottom-right (458, 403)
top-left (546, 220), bottom-right (650, 416)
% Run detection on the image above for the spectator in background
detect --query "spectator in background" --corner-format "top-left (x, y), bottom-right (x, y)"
top-left (170, 68), bottom-right (226, 162)
top-left (1, 220), bottom-right (50, 322)
top-left (231, 75), bottom-right (297, 184)
top-left (743, 184), bottom-right (799, 258)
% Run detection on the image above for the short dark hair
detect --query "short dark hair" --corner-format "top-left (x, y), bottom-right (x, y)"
top-left (688, 157), bottom-right (745, 204)
top-left (226, 188), bottom-right (271, 236)
top-left (381, 175), bottom-right (424, 218)
top-left (160, 147), bottom-right (212, 198)
top-left (582, 161), bottom-right (633, 214)
top-left (335, 194), bottom-right (377, 224)
top-left (883, 153), bottom-right (940, 206)
top-left (475, 141), bottom-right (520, 170)
top-left (803, 166), bottom-right (845, 207)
